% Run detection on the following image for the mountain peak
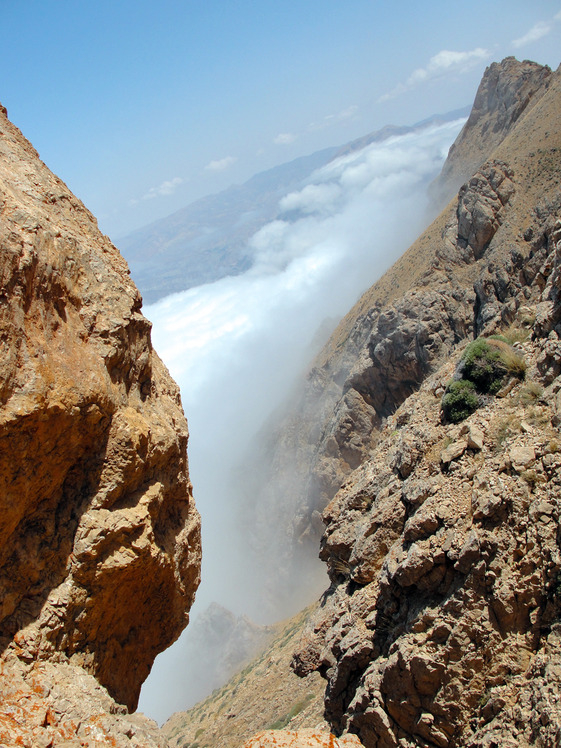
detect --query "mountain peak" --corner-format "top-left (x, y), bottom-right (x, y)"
top-left (430, 56), bottom-right (553, 204)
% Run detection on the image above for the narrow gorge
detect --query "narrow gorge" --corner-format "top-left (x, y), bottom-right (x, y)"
top-left (168, 57), bottom-right (561, 748)
top-left (1, 55), bottom-right (560, 748)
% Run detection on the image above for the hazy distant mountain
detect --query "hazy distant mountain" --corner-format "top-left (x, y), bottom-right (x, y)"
top-left (118, 108), bottom-right (470, 304)
top-left (117, 148), bottom-right (339, 304)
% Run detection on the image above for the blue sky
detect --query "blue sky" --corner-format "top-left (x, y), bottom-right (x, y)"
top-left (1, 1), bottom-right (560, 238)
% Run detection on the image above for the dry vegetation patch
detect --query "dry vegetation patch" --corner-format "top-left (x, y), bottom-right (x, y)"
top-left (163, 606), bottom-right (326, 748)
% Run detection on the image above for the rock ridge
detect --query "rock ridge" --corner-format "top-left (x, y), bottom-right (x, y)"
top-left (288, 59), bottom-right (561, 747)
top-left (430, 57), bottom-right (553, 205)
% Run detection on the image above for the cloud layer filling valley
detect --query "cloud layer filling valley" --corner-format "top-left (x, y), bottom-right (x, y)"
top-left (139, 117), bottom-right (465, 722)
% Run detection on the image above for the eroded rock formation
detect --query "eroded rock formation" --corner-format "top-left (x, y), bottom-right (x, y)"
top-left (0, 104), bottom-right (201, 743)
top-left (244, 58), bottom-right (560, 595)
top-left (294, 270), bottom-right (561, 746)
top-left (291, 60), bottom-right (561, 747)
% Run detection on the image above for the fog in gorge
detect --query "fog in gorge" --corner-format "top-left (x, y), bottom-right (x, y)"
top-left (137, 117), bottom-right (465, 723)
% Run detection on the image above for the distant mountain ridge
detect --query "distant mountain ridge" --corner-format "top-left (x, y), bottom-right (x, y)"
top-left (117, 147), bottom-right (339, 304)
top-left (118, 108), bottom-right (470, 305)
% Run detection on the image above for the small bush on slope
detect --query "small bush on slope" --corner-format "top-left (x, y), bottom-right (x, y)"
top-left (441, 337), bottom-right (526, 422)
top-left (441, 379), bottom-right (480, 423)
top-left (460, 338), bottom-right (526, 394)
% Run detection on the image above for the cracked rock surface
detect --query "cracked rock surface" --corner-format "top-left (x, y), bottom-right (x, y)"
top-left (0, 104), bottom-right (201, 743)
top-left (291, 60), bottom-right (561, 748)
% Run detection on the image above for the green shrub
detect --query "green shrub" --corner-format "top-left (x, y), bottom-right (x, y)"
top-left (461, 338), bottom-right (525, 394)
top-left (441, 337), bottom-right (526, 422)
top-left (441, 379), bottom-right (479, 423)
top-left (461, 339), bottom-right (504, 393)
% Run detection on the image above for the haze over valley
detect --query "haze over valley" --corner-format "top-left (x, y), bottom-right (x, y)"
top-left (2, 3), bottom-right (561, 747)
top-left (136, 115), bottom-right (466, 720)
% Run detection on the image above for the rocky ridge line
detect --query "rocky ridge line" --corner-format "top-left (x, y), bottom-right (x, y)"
top-left (291, 61), bottom-right (561, 747)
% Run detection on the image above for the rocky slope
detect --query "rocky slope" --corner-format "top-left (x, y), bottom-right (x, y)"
top-left (242, 58), bottom-right (559, 595)
top-left (0, 104), bottom-right (201, 744)
top-left (294, 318), bottom-right (561, 746)
top-left (164, 606), bottom-right (327, 748)
top-left (287, 59), bottom-right (561, 746)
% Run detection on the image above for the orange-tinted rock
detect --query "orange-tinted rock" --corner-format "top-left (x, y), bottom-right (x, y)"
top-left (243, 729), bottom-right (364, 747)
top-left (0, 103), bottom-right (201, 714)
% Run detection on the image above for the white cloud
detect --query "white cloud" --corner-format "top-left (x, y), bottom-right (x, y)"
top-left (139, 117), bottom-right (466, 723)
top-left (377, 83), bottom-right (407, 103)
top-left (128, 176), bottom-right (184, 205)
top-left (338, 104), bottom-right (359, 120)
top-left (378, 47), bottom-right (489, 102)
top-left (512, 8), bottom-right (561, 47)
top-left (308, 104), bottom-right (359, 132)
top-left (273, 132), bottom-right (297, 145)
top-left (279, 183), bottom-right (342, 216)
top-left (205, 155), bottom-right (237, 172)
top-left (512, 20), bottom-right (552, 47)
top-left (409, 48), bottom-right (489, 84)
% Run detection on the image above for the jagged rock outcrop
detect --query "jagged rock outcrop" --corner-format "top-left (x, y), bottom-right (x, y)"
top-left (290, 60), bottom-right (561, 747)
top-left (430, 57), bottom-right (552, 205)
top-left (243, 59), bottom-right (560, 595)
top-left (0, 104), bottom-right (201, 742)
top-left (294, 293), bottom-right (561, 746)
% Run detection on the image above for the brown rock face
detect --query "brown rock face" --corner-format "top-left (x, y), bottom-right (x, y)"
top-left (295, 318), bottom-right (561, 747)
top-left (242, 59), bottom-right (558, 593)
top-left (291, 60), bottom-right (561, 747)
top-left (0, 103), bottom-right (201, 716)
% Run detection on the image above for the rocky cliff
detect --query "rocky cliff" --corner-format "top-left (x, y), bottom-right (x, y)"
top-left (288, 58), bottom-right (561, 746)
top-left (244, 58), bottom-right (559, 596)
top-left (0, 104), bottom-right (201, 745)
top-left (430, 57), bottom-right (553, 204)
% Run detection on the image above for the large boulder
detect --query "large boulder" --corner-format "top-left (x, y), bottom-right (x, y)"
top-left (0, 102), bottom-right (201, 719)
